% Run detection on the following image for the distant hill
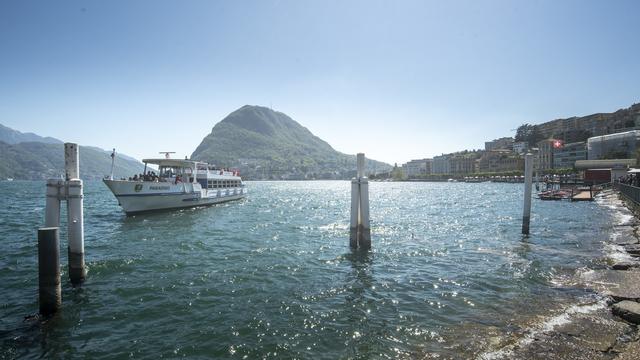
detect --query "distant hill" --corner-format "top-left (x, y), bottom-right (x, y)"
top-left (0, 142), bottom-right (144, 180)
top-left (191, 105), bottom-right (391, 179)
top-left (0, 124), bottom-right (62, 145)
top-left (0, 124), bottom-right (144, 180)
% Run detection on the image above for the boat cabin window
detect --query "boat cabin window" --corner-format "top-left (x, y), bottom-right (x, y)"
top-left (203, 179), bottom-right (242, 189)
top-left (159, 166), bottom-right (186, 178)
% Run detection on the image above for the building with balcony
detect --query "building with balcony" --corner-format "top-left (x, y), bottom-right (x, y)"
top-left (537, 139), bottom-right (562, 170)
top-left (512, 142), bottom-right (528, 155)
top-left (432, 155), bottom-right (451, 174)
top-left (536, 103), bottom-right (640, 141)
top-left (485, 137), bottom-right (515, 151)
top-left (449, 155), bottom-right (477, 175)
top-left (552, 141), bottom-right (587, 169)
top-left (477, 150), bottom-right (524, 173)
top-left (402, 158), bottom-right (433, 177)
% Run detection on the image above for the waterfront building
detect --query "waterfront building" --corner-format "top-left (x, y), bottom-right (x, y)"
top-left (587, 130), bottom-right (640, 160)
top-left (537, 139), bottom-right (562, 170)
top-left (432, 154), bottom-right (451, 174)
top-left (485, 137), bottom-right (515, 151)
top-left (477, 150), bottom-right (524, 173)
top-left (449, 154), bottom-right (477, 175)
top-left (536, 103), bottom-right (640, 141)
top-left (402, 158), bottom-right (432, 177)
top-left (575, 159), bottom-right (636, 184)
top-left (512, 142), bottom-right (527, 154)
top-left (552, 141), bottom-right (587, 169)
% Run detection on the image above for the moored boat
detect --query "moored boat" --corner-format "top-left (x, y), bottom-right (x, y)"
top-left (103, 156), bottom-right (246, 215)
top-left (537, 190), bottom-right (570, 200)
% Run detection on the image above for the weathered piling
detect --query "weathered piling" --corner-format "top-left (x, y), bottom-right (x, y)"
top-left (64, 143), bottom-right (85, 284)
top-left (358, 177), bottom-right (371, 248)
top-left (522, 153), bottom-right (533, 234)
top-left (45, 179), bottom-right (63, 228)
top-left (67, 179), bottom-right (86, 284)
top-left (349, 153), bottom-right (371, 249)
top-left (38, 227), bottom-right (61, 316)
top-left (64, 143), bottom-right (79, 181)
top-left (350, 178), bottom-right (359, 248)
top-left (44, 143), bottom-right (86, 285)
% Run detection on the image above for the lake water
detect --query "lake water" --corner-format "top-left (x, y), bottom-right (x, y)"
top-left (0, 180), bottom-right (617, 358)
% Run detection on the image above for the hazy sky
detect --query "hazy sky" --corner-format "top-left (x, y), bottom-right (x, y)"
top-left (1, 0), bottom-right (638, 165)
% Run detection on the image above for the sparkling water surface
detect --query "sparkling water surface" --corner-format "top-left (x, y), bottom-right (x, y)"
top-left (0, 181), bottom-right (613, 359)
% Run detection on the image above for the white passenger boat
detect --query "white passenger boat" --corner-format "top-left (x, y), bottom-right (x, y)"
top-left (103, 156), bottom-right (246, 215)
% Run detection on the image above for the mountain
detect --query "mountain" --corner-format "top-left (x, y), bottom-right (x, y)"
top-left (0, 124), bottom-right (63, 145)
top-left (0, 142), bottom-right (145, 180)
top-left (0, 124), bottom-right (144, 180)
top-left (191, 105), bottom-right (392, 179)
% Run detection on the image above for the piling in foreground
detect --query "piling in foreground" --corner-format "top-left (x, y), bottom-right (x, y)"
top-left (67, 178), bottom-right (86, 284)
top-left (350, 153), bottom-right (371, 249)
top-left (45, 143), bottom-right (86, 285)
top-left (38, 227), bottom-right (61, 316)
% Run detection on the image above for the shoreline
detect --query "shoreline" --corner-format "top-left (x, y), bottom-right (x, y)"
top-left (480, 189), bottom-right (640, 359)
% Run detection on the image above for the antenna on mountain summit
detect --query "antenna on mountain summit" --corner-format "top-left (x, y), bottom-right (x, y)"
top-left (159, 151), bottom-right (176, 159)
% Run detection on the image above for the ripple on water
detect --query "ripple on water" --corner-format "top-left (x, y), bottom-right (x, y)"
top-left (0, 181), bottom-right (616, 358)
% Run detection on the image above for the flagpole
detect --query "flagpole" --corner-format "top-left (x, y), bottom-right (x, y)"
top-left (109, 149), bottom-right (115, 180)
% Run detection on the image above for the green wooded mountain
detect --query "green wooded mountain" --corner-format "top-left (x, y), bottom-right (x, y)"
top-left (0, 125), bottom-right (144, 180)
top-left (191, 105), bottom-right (391, 179)
top-left (0, 124), bottom-right (62, 145)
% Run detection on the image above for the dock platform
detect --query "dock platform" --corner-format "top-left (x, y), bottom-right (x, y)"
top-left (572, 190), bottom-right (594, 201)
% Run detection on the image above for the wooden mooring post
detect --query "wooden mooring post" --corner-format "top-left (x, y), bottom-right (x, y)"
top-left (350, 153), bottom-right (371, 249)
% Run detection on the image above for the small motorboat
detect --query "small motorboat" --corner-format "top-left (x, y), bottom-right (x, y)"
top-left (537, 190), bottom-right (570, 200)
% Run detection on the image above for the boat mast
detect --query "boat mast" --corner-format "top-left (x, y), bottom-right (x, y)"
top-left (109, 148), bottom-right (116, 180)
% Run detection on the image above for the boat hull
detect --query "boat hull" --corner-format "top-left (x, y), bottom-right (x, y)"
top-left (103, 180), bottom-right (246, 215)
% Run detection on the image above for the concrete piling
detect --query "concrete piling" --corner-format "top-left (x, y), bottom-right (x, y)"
top-left (64, 143), bottom-right (79, 181)
top-left (358, 178), bottom-right (371, 249)
top-left (350, 179), bottom-right (359, 248)
top-left (522, 153), bottom-right (533, 235)
top-left (67, 179), bottom-right (86, 284)
top-left (349, 153), bottom-right (371, 249)
top-left (38, 227), bottom-right (61, 316)
top-left (44, 143), bottom-right (86, 286)
top-left (45, 179), bottom-right (63, 228)
top-left (356, 154), bottom-right (365, 179)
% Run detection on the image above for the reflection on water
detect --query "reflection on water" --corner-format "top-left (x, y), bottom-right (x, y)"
top-left (0, 180), bottom-right (613, 358)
